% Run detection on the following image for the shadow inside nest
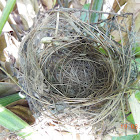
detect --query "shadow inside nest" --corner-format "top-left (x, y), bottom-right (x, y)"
top-left (42, 40), bottom-right (114, 99)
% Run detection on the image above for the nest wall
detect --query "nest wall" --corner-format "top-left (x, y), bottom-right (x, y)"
top-left (19, 9), bottom-right (136, 134)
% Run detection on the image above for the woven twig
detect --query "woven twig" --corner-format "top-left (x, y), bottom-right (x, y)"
top-left (19, 9), bottom-right (136, 134)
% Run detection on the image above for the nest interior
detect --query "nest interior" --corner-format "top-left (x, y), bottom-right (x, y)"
top-left (19, 10), bottom-right (136, 134)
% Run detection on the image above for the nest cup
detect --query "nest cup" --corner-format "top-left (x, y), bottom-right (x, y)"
top-left (19, 9), bottom-right (136, 134)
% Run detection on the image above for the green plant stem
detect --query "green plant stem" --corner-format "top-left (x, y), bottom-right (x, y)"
top-left (0, 0), bottom-right (16, 35)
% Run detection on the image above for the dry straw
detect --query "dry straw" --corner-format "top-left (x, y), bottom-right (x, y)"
top-left (19, 9), bottom-right (137, 134)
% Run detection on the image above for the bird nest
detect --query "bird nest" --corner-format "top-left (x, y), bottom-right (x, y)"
top-left (19, 9), bottom-right (137, 134)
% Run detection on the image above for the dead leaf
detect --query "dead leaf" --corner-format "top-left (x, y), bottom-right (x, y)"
top-left (0, 70), bottom-right (7, 81)
top-left (30, 0), bottom-right (39, 13)
top-left (122, 0), bottom-right (140, 15)
top-left (111, 0), bottom-right (127, 13)
top-left (6, 99), bottom-right (35, 125)
top-left (80, 0), bottom-right (86, 5)
top-left (41, 0), bottom-right (53, 9)
top-left (0, 61), bottom-right (7, 81)
top-left (0, 82), bottom-right (20, 97)
top-left (16, 0), bottom-right (38, 30)
top-left (4, 33), bottom-right (20, 63)
top-left (0, 34), bottom-right (7, 61)
top-left (111, 0), bottom-right (140, 43)
top-left (110, 15), bottom-right (132, 42)
top-left (6, 99), bottom-right (29, 107)
top-left (7, 105), bottom-right (35, 125)
top-left (0, 60), bottom-right (18, 83)
top-left (4, 61), bottom-right (14, 76)
top-left (71, 0), bottom-right (83, 9)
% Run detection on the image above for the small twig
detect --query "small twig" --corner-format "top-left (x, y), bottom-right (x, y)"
top-left (121, 95), bottom-right (127, 136)
top-left (55, 12), bottom-right (59, 36)
top-left (47, 8), bottom-right (133, 16)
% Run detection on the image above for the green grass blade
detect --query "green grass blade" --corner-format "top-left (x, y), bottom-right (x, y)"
top-left (98, 47), bottom-right (107, 55)
top-left (0, 105), bottom-right (28, 130)
top-left (135, 46), bottom-right (140, 57)
top-left (90, 0), bottom-right (104, 24)
top-left (126, 113), bottom-right (135, 125)
top-left (0, 93), bottom-right (25, 106)
top-left (0, 105), bottom-right (34, 139)
top-left (0, 0), bottom-right (16, 34)
top-left (135, 90), bottom-right (140, 102)
top-left (80, 3), bottom-right (90, 22)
